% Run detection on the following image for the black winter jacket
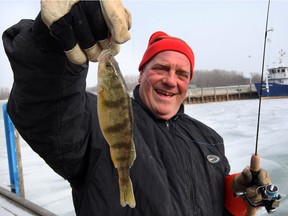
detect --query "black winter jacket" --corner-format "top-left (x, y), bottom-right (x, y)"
top-left (3, 18), bottom-right (231, 216)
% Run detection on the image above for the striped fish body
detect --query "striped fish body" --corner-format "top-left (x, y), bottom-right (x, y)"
top-left (97, 50), bottom-right (136, 208)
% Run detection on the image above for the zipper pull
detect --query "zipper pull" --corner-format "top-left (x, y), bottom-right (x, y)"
top-left (165, 121), bottom-right (169, 128)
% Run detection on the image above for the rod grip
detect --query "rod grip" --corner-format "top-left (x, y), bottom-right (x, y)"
top-left (250, 154), bottom-right (260, 173)
top-left (247, 154), bottom-right (260, 216)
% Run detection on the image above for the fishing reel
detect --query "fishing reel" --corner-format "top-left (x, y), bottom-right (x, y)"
top-left (235, 184), bottom-right (281, 213)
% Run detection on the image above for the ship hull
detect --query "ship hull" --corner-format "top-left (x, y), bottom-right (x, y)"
top-left (254, 82), bottom-right (288, 97)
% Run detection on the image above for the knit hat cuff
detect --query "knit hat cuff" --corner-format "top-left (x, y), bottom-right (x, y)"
top-left (138, 31), bottom-right (195, 79)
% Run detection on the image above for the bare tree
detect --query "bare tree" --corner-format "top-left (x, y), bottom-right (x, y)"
top-left (191, 69), bottom-right (259, 87)
top-left (124, 75), bottom-right (139, 92)
top-left (0, 87), bottom-right (10, 100)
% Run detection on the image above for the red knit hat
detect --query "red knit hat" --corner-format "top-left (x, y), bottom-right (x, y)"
top-left (138, 31), bottom-right (195, 79)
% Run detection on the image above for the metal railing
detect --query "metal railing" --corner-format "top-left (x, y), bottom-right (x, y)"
top-left (185, 84), bottom-right (257, 102)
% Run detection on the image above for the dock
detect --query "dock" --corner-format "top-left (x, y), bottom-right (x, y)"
top-left (0, 187), bottom-right (56, 216)
top-left (185, 84), bottom-right (258, 103)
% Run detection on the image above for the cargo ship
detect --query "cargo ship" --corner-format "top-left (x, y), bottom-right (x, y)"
top-left (254, 50), bottom-right (288, 97)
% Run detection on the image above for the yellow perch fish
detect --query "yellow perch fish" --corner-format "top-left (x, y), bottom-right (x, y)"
top-left (97, 50), bottom-right (136, 208)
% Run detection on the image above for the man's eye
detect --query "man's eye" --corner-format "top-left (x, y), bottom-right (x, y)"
top-left (177, 71), bottom-right (189, 79)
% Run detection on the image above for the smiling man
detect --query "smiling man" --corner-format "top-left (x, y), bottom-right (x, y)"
top-left (138, 31), bottom-right (194, 120)
top-left (3, 2), bottom-right (272, 212)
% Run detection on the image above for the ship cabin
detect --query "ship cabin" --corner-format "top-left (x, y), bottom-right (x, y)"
top-left (267, 66), bottom-right (288, 84)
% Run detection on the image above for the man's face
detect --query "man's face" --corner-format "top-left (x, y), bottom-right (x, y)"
top-left (139, 51), bottom-right (191, 120)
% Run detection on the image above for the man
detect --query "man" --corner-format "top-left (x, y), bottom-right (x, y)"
top-left (2, 0), bottom-right (272, 215)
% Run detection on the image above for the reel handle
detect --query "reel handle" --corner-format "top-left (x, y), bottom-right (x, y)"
top-left (248, 154), bottom-right (260, 216)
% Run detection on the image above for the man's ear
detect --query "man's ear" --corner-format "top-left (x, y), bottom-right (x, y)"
top-left (138, 71), bottom-right (144, 83)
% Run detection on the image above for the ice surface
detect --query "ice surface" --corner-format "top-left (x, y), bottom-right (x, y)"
top-left (186, 99), bottom-right (288, 215)
top-left (1, 99), bottom-right (287, 215)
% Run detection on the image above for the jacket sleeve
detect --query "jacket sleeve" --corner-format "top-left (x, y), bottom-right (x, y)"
top-left (2, 13), bottom-right (94, 182)
top-left (224, 174), bottom-right (247, 216)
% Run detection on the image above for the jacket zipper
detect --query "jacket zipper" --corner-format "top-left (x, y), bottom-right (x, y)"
top-left (166, 117), bottom-right (196, 215)
top-left (165, 120), bottom-right (170, 129)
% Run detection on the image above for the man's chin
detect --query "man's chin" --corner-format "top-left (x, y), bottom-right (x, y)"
top-left (153, 108), bottom-right (175, 120)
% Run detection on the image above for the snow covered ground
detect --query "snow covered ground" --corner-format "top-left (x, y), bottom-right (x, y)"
top-left (0, 98), bottom-right (287, 215)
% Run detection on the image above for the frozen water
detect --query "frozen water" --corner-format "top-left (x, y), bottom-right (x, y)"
top-left (0, 101), bottom-right (74, 216)
top-left (1, 99), bottom-right (287, 215)
top-left (186, 99), bottom-right (288, 215)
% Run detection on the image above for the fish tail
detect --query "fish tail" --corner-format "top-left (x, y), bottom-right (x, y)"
top-left (119, 177), bottom-right (136, 208)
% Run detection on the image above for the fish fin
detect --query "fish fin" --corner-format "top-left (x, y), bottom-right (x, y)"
top-left (128, 140), bottom-right (136, 166)
top-left (119, 177), bottom-right (136, 208)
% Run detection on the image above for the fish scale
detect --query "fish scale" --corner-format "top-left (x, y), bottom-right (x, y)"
top-left (97, 49), bottom-right (136, 208)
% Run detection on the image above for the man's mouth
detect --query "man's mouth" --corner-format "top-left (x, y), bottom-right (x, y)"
top-left (155, 89), bottom-right (175, 97)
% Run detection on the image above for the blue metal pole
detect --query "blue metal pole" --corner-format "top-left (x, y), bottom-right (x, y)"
top-left (2, 103), bottom-right (20, 195)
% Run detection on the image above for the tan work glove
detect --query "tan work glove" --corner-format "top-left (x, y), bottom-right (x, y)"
top-left (41, 0), bottom-right (131, 64)
top-left (232, 166), bottom-right (272, 204)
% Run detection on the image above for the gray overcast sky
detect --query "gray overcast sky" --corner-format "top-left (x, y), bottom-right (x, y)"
top-left (1, 0), bottom-right (288, 88)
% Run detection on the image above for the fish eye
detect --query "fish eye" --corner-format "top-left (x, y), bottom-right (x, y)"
top-left (106, 62), bottom-right (114, 69)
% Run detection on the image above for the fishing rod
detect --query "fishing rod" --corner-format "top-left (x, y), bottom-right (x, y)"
top-left (254, 0), bottom-right (272, 157)
top-left (235, 0), bottom-right (281, 214)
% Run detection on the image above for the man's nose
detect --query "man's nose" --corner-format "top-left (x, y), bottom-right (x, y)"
top-left (162, 71), bottom-right (177, 86)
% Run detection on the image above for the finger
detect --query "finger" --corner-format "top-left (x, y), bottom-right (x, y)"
top-left (69, 2), bottom-right (96, 50)
top-left (82, 0), bottom-right (109, 40)
top-left (50, 14), bottom-right (77, 51)
top-left (125, 8), bottom-right (132, 30)
top-left (242, 166), bottom-right (252, 180)
top-left (98, 39), bottom-right (120, 56)
top-left (258, 169), bottom-right (272, 185)
top-left (84, 43), bottom-right (103, 62)
top-left (246, 186), bottom-right (262, 203)
top-left (84, 39), bottom-right (120, 62)
top-left (50, 14), bottom-right (87, 64)
top-left (100, 0), bottom-right (131, 44)
top-left (65, 44), bottom-right (87, 65)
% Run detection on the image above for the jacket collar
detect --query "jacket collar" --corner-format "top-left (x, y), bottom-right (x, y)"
top-left (132, 85), bottom-right (184, 121)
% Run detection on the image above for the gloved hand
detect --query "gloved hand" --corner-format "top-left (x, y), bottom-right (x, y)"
top-left (41, 0), bottom-right (131, 64)
top-left (232, 166), bottom-right (272, 204)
